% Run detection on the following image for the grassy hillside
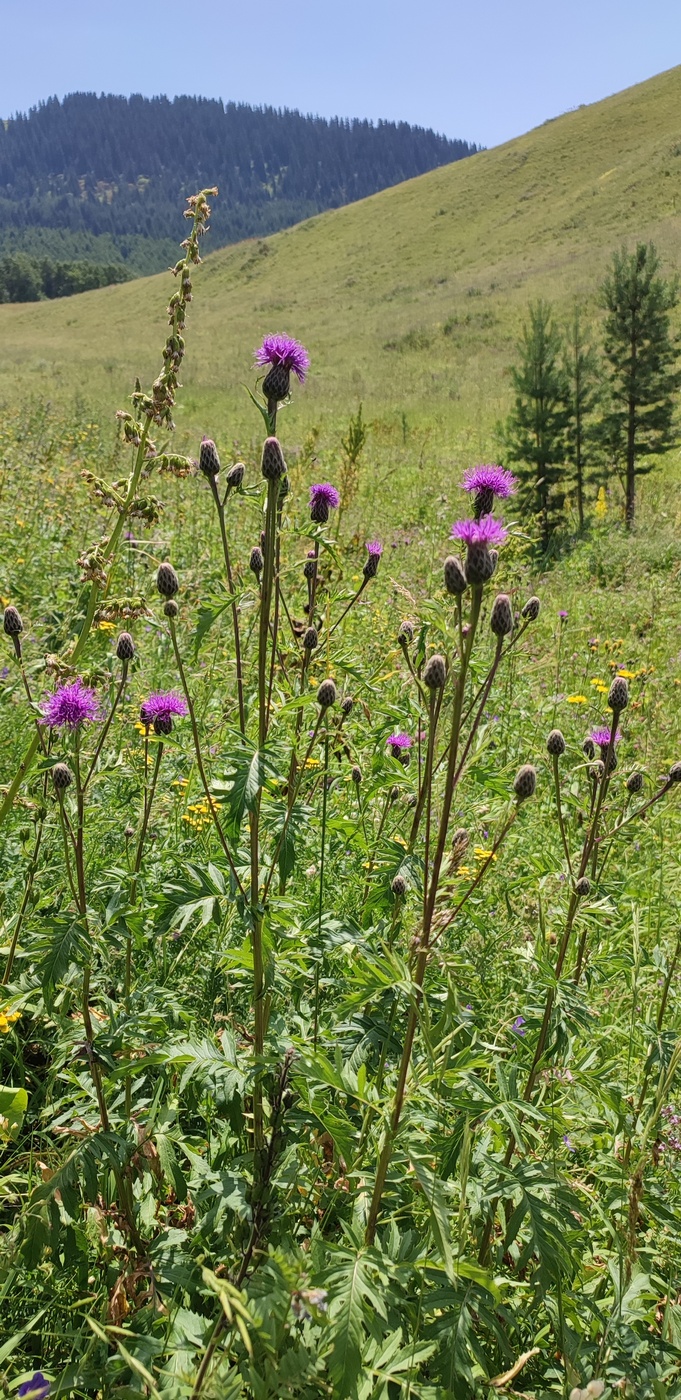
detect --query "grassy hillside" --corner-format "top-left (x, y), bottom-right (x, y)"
top-left (2, 65), bottom-right (681, 475)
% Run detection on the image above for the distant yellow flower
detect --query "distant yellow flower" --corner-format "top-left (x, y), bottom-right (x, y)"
top-left (590, 678), bottom-right (603, 687)
top-left (617, 669), bottom-right (636, 680)
top-left (595, 486), bottom-right (607, 518)
top-left (567, 695), bottom-right (588, 704)
top-left (304, 757), bottom-right (320, 768)
top-left (96, 621), bottom-right (115, 631)
top-left (474, 847), bottom-right (496, 861)
top-left (0, 1007), bottom-right (20, 1034)
top-left (394, 835), bottom-right (407, 848)
top-left (455, 865), bottom-right (472, 878)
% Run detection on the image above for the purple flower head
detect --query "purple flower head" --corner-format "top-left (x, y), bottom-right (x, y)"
top-left (451, 515), bottom-right (508, 548)
top-left (310, 483), bottom-right (340, 510)
top-left (43, 679), bottom-right (100, 730)
top-left (563, 1134), bottom-right (576, 1154)
top-left (387, 732), bottom-right (412, 756)
top-left (591, 726), bottom-right (622, 753)
top-left (363, 539), bottom-right (383, 581)
top-left (512, 1015), bottom-right (526, 1036)
top-left (462, 464), bottom-right (516, 501)
top-left (18, 1375), bottom-right (51, 1400)
top-left (559, 610), bottom-right (568, 622)
top-left (366, 540), bottom-right (383, 558)
top-left (254, 334), bottom-right (310, 383)
top-left (140, 691), bottom-right (188, 727)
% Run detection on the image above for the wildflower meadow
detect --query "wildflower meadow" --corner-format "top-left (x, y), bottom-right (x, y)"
top-left (1, 190), bottom-right (681, 1400)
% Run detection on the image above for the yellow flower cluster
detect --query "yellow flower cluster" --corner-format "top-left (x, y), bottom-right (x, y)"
top-left (474, 847), bottom-right (497, 862)
top-left (182, 798), bottom-right (221, 833)
top-left (0, 1007), bottom-right (21, 1034)
top-left (567, 695), bottom-right (588, 705)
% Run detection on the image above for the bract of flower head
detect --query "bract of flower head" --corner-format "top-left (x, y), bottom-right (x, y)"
top-left (254, 334), bottom-right (310, 383)
top-left (462, 464), bottom-right (516, 499)
top-left (309, 483), bottom-right (340, 510)
top-left (140, 691), bottom-right (188, 727)
top-left (591, 726), bottom-right (622, 751)
top-left (43, 679), bottom-right (100, 730)
top-left (451, 515), bottom-right (508, 548)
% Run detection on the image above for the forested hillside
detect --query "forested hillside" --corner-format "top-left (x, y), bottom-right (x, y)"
top-left (0, 93), bottom-right (478, 275)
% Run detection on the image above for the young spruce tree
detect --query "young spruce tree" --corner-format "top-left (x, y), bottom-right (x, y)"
top-left (563, 306), bottom-right (600, 531)
top-left (504, 300), bottom-right (569, 549)
top-left (598, 242), bottom-right (680, 527)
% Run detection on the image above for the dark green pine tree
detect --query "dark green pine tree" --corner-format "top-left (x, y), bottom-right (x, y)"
top-left (563, 306), bottom-right (600, 531)
top-left (597, 242), bottom-right (680, 527)
top-left (504, 300), bottom-right (570, 550)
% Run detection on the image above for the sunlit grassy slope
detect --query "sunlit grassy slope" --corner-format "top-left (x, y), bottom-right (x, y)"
top-left (2, 64), bottom-right (681, 463)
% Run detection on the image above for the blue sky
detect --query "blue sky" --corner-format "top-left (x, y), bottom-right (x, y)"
top-left (3, 0), bottom-right (680, 148)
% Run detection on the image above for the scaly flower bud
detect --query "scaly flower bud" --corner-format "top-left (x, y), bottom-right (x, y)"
top-left (52, 762), bottom-right (73, 791)
top-left (514, 764), bottom-right (537, 802)
top-left (626, 771), bottom-right (643, 794)
top-left (199, 437), bottom-right (221, 477)
top-left (391, 874), bottom-right (407, 897)
top-left (157, 562), bottom-right (179, 598)
top-left (546, 729), bottom-right (566, 757)
top-left (521, 596), bottom-right (540, 622)
top-left (226, 462), bottom-right (245, 490)
top-left (444, 555), bottom-right (467, 596)
top-left (317, 678), bottom-right (337, 709)
top-left (116, 632), bottom-right (135, 661)
top-left (249, 546), bottom-right (264, 577)
top-left (423, 654), bottom-right (447, 689)
top-left (303, 626), bottom-right (319, 650)
top-left (575, 876), bottom-right (591, 898)
top-left (261, 436), bottom-right (286, 481)
top-left (490, 593), bottom-right (513, 638)
top-left (608, 675), bottom-right (629, 712)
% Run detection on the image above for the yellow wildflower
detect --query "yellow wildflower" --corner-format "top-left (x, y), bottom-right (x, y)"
top-left (0, 1007), bottom-right (20, 1034)
top-left (567, 695), bottom-right (588, 704)
top-left (617, 669), bottom-right (636, 680)
top-left (474, 847), bottom-right (497, 861)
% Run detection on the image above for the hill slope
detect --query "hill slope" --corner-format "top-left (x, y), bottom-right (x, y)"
top-left (0, 93), bottom-right (476, 274)
top-left (2, 65), bottom-right (681, 460)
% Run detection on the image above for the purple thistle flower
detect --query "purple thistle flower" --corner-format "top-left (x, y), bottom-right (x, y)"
top-left (451, 515), bottom-right (508, 548)
top-left (512, 1015), bottom-right (526, 1036)
top-left (366, 539), bottom-right (383, 558)
top-left (140, 691), bottom-right (188, 727)
top-left (462, 464), bottom-right (516, 501)
top-left (559, 609), bottom-right (568, 621)
top-left (255, 334), bottom-right (310, 383)
top-left (43, 679), bottom-right (100, 730)
top-left (18, 1375), bottom-right (51, 1400)
top-left (364, 540), bottom-right (383, 580)
top-left (387, 732), bottom-right (412, 758)
top-left (591, 726), bottom-right (622, 752)
top-left (309, 482), bottom-right (340, 523)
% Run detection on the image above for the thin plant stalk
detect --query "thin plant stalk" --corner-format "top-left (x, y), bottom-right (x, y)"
top-left (209, 474), bottom-right (246, 733)
top-left (313, 730), bottom-right (330, 1050)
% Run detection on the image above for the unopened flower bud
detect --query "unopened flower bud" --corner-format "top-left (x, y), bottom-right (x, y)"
top-left (164, 600), bottom-right (179, 618)
top-left (490, 593), bottom-right (513, 637)
top-left (199, 437), bottom-right (221, 477)
top-left (398, 620), bottom-right (414, 644)
top-left (52, 762), bottom-right (72, 791)
top-left (341, 696), bottom-right (354, 715)
top-left (116, 632), bottom-right (135, 661)
top-left (157, 562), bottom-right (179, 598)
top-left (444, 555), bottom-right (467, 596)
top-left (303, 626), bottom-right (318, 650)
top-left (391, 874), bottom-right (407, 897)
top-left (608, 675), bottom-right (629, 712)
top-left (351, 764), bottom-right (362, 784)
top-left (575, 876), bottom-right (591, 898)
top-left (390, 784), bottom-right (400, 803)
top-left (249, 546), bottom-right (264, 577)
top-left (226, 462), bottom-right (245, 490)
top-left (423, 653), bottom-right (446, 689)
top-left (582, 738), bottom-right (595, 760)
top-left (317, 678), bottom-right (337, 709)
top-left (521, 596), bottom-right (540, 622)
top-left (303, 558), bottom-right (316, 580)
top-left (261, 436), bottom-right (286, 480)
top-left (668, 762), bottom-right (681, 784)
top-left (589, 760), bottom-right (605, 781)
top-left (514, 764), bottom-right (537, 802)
top-left (546, 729), bottom-right (566, 757)
top-left (3, 604), bottom-right (23, 636)
top-left (626, 771), bottom-right (643, 794)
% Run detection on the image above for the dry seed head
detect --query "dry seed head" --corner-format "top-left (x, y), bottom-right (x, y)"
top-left (199, 437), bottom-right (221, 477)
top-left (391, 874), bottom-right (407, 897)
top-left (575, 876), bottom-right (591, 898)
top-left (423, 653), bottom-right (447, 689)
top-left (249, 546), bottom-right (264, 577)
top-left (521, 596), bottom-right (540, 622)
top-left (546, 729), bottom-right (566, 757)
top-left (3, 605), bottom-right (23, 636)
top-left (226, 462), bottom-right (245, 489)
top-left (317, 678), bottom-right (337, 709)
top-left (261, 436), bottom-right (286, 481)
top-left (608, 675), bottom-right (629, 712)
top-left (116, 631), bottom-right (135, 662)
top-left (157, 562), bottom-right (179, 598)
top-left (444, 555), bottom-right (467, 596)
top-left (490, 592), bottom-right (513, 637)
top-left (303, 626), bottom-right (318, 651)
top-left (626, 771), bottom-right (644, 794)
top-left (514, 764), bottom-right (537, 802)
top-left (52, 762), bottom-right (73, 791)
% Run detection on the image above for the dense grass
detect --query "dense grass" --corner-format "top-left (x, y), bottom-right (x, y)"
top-left (1, 75), bottom-right (681, 1399)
